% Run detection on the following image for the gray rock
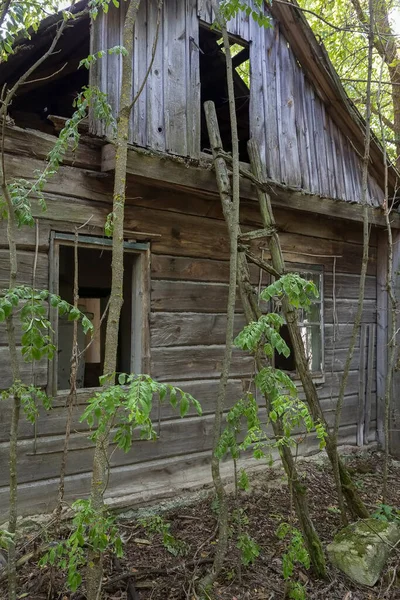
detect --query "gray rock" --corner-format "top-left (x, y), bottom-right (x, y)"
top-left (327, 518), bottom-right (400, 586)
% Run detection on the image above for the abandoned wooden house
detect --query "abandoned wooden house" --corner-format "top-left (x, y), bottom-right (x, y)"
top-left (0, 0), bottom-right (399, 519)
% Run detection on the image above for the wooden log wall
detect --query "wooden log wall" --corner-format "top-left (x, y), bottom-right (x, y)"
top-left (90, 0), bottom-right (384, 207)
top-left (0, 127), bottom-right (379, 520)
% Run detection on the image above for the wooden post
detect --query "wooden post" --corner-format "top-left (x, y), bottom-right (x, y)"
top-left (391, 231), bottom-right (400, 457)
top-left (376, 230), bottom-right (388, 447)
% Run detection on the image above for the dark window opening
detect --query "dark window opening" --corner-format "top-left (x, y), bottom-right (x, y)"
top-left (7, 15), bottom-right (89, 134)
top-left (199, 25), bottom-right (250, 162)
top-left (57, 245), bottom-right (135, 390)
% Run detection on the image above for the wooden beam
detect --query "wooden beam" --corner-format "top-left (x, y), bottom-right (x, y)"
top-left (391, 231), bottom-right (400, 457)
top-left (100, 144), bottom-right (400, 229)
top-left (376, 231), bottom-right (388, 447)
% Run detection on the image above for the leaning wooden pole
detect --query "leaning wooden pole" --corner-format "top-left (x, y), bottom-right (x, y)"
top-left (247, 139), bottom-right (369, 520)
top-left (204, 101), bottom-right (326, 579)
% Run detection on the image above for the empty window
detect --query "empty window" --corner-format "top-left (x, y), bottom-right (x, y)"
top-left (50, 234), bottom-right (149, 393)
top-left (274, 268), bottom-right (324, 376)
top-left (199, 25), bottom-right (250, 161)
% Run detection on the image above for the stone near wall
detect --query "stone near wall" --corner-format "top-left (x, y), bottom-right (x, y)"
top-left (327, 518), bottom-right (400, 586)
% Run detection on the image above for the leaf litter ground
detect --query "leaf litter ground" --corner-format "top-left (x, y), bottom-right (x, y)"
top-left (1, 449), bottom-right (399, 600)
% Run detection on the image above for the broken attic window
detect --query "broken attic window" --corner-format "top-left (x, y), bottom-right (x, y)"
top-left (200, 25), bottom-right (250, 161)
top-left (221, 41), bottom-right (250, 88)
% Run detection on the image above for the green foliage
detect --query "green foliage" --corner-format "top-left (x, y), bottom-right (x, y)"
top-left (260, 273), bottom-right (319, 309)
top-left (139, 515), bottom-right (187, 556)
top-left (1, 382), bottom-right (51, 423)
top-left (236, 532), bottom-right (260, 566)
top-left (40, 499), bottom-right (123, 592)
top-left (81, 373), bottom-right (202, 449)
top-left (276, 523), bottom-right (310, 599)
top-left (288, 581), bottom-right (308, 600)
top-left (372, 503), bottom-right (400, 523)
top-left (234, 313), bottom-right (288, 357)
top-left (238, 468), bottom-right (250, 491)
top-left (79, 45), bottom-right (128, 70)
top-left (2, 87), bottom-right (115, 228)
top-left (89, 0), bottom-right (121, 19)
top-left (0, 1), bottom-right (61, 61)
top-left (0, 285), bottom-right (93, 362)
top-left (219, 0), bottom-right (272, 29)
top-left (0, 528), bottom-right (14, 549)
top-left (298, 0), bottom-right (396, 160)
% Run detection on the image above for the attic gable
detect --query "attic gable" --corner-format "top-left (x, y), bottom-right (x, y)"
top-left (0, 0), bottom-right (389, 207)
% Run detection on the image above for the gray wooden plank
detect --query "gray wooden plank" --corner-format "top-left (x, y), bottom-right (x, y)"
top-left (376, 231), bottom-right (387, 446)
top-left (357, 324), bottom-right (367, 446)
top-left (249, 9), bottom-right (266, 168)
top-left (324, 273), bottom-right (377, 300)
top-left (186, 0), bottom-right (201, 158)
top-left (132, 0), bottom-right (148, 147)
top-left (364, 323), bottom-right (376, 444)
top-left (277, 29), bottom-right (301, 187)
top-left (164, 0), bottom-right (188, 156)
top-left (263, 23), bottom-right (281, 182)
top-left (150, 311), bottom-right (247, 346)
top-left (146, 0), bottom-right (166, 152)
top-left (151, 345), bottom-right (254, 380)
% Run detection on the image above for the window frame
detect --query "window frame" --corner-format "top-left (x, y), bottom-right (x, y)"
top-left (273, 263), bottom-right (325, 383)
top-left (48, 232), bottom-right (151, 396)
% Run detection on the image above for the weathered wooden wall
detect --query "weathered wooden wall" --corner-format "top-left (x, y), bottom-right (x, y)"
top-left (90, 0), bottom-right (384, 207)
top-left (0, 127), bottom-right (379, 519)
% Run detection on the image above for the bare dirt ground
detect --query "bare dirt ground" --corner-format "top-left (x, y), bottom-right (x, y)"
top-left (1, 449), bottom-right (399, 600)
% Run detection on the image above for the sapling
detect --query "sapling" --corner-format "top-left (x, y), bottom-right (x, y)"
top-left (216, 273), bottom-right (327, 577)
top-left (40, 373), bottom-right (202, 594)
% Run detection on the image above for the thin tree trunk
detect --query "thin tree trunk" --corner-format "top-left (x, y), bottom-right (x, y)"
top-left (199, 0), bottom-right (240, 590)
top-left (1, 181), bottom-right (21, 600)
top-left (377, 55), bottom-right (398, 503)
top-left (204, 102), bottom-right (326, 579)
top-left (332, 0), bottom-right (373, 523)
top-left (247, 139), bottom-right (369, 520)
top-left (86, 2), bottom-right (142, 599)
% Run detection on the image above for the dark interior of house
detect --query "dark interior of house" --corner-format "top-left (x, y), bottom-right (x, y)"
top-left (58, 245), bottom-right (134, 390)
top-left (199, 25), bottom-right (250, 162)
top-left (5, 13), bottom-right (90, 134)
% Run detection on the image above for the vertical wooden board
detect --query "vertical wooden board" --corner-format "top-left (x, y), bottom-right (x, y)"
top-left (146, 0), bottom-right (166, 152)
top-left (105, 2), bottom-right (122, 124)
top-left (197, 0), bottom-right (212, 22)
top-left (263, 24), bottom-right (281, 182)
top-left (322, 106), bottom-right (336, 199)
top-left (313, 95), bottom-right (329, 197)
top-left (364, 324), bottom-right (376, 445)
top-left (329, 119), bottom-right (346, 201)
top-left (89, 11), bottom-right (107, 137)
top-left (303, 80), bottom-right (319, 194)
top-left (376, 231), bottom-right (387, 447)
top-left (277, 34), bottom-right (301, 187)
top-left (341, 136), bottom-right (357, 203)
top-left (186, 0), bottom-right (201, 158)
top-left (132, 0), bottom-right (148, 147)
top-left (164, 0), bottom-right (188, 156)
top-left (357, 325), bottom-right (367, 446)
top-left (293, 61), bottom-right (311, 192)
top-left (350, 150), bottom-right (363, 204)
top-left (391, 231), bottom-right (400, 457)
top-left (249, 11), bottom-right (266, 167)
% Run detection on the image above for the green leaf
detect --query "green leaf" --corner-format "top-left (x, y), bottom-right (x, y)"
top-left (179, 393), bottom-right (189, 417)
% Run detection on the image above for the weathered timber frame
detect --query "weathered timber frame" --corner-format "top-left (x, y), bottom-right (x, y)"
top-left (48, 232), bottom-right (151, 396)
